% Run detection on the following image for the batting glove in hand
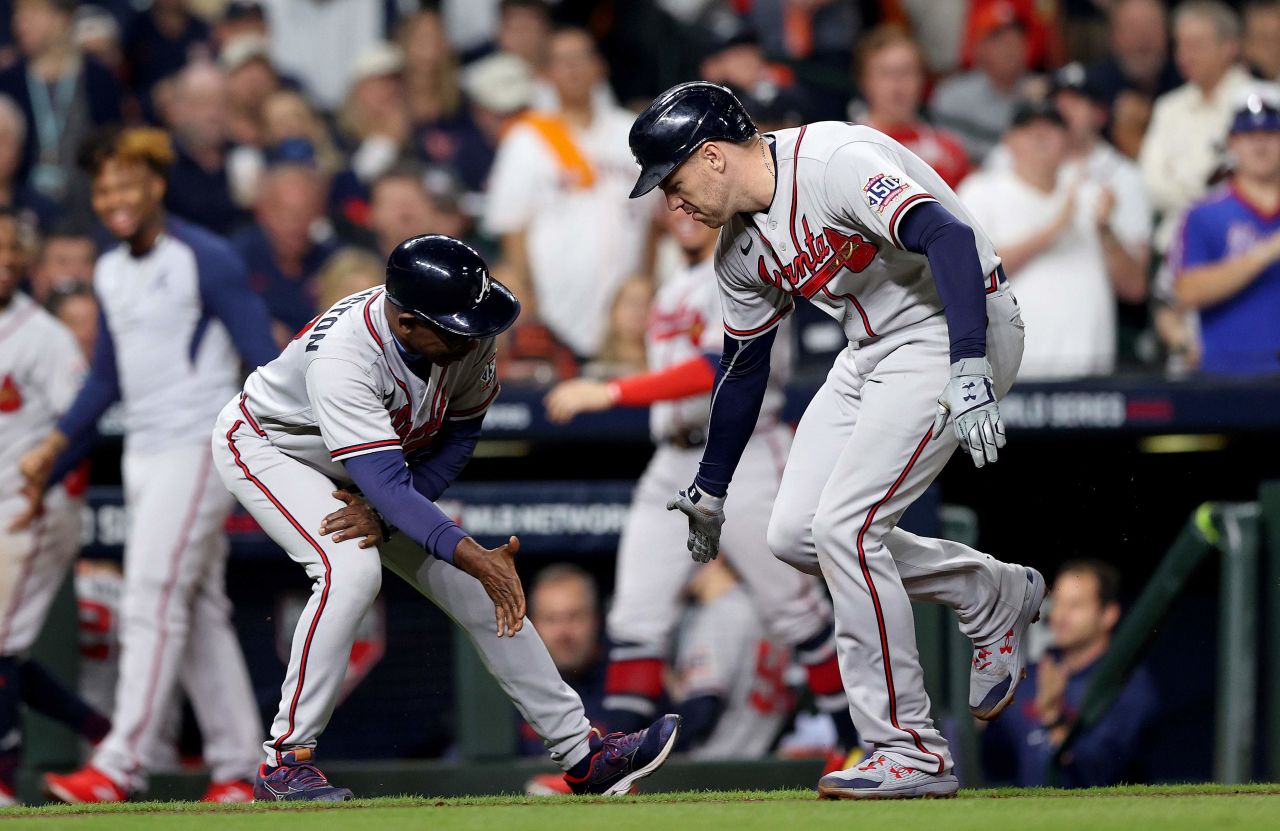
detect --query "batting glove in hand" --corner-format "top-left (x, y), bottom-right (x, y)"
top-left (667, 484), bottom-right (725, 563)
top-left (932, 357), bottom-right (1005, 468)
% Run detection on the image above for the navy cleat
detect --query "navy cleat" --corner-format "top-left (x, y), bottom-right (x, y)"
top-left (565, 714), bottom-right (681, 795)
top-left (253, 749), bottom-right (353, 802)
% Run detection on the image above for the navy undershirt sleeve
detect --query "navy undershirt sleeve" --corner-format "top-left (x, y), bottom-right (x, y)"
top-left (408, 417), bottom-right (484, 502)
top-left (343, 450), bottom-right (468, 564)
top-left (55, 308), bottom-right (120, 443)
top-left (898, 201), bottom-right (988, 362)
top-left (693, 326), bottom-right (778, 498)
top-left (197, 245), bottom-right (279, 369)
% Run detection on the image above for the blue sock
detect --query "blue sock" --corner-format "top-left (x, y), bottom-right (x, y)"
top-left (19, 659), bottom-right (110, 742)
top-left (0, 657), bottom-right (22, 790)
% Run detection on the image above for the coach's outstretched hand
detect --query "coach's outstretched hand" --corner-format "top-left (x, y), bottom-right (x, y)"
top-left (454, 536), bottom-right (526, 637)
top-left (932, 357), bottom-right (1005, 468)
top-left (319, 490), bottom-right (385, 549)
top-left (667, 485), bottom-right (725, 563)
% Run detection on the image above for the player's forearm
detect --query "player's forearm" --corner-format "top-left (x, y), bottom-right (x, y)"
top-left (693, 330), bottom-right (776, 498)
top-left (1175, 247), bottom-right (1275, 309)
top-left (607, 356), bottom-right (718, 406)
top-left (344, 450), bottom-right (467, 563)
top-left (1100, 233), bottom-right (1148, 304)
top-left (55, 372), bottom-right (118, 444)
top-left (899, 202), bottom-right (987, 362)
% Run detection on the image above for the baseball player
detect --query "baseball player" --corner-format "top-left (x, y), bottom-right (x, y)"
top-left (544, 208), bottom-right (854, 747)
top-left (213, 233), bottom-right (679, 801)
top-left (0, 209), bottom-right (112, 805)
top-left (17, 128), bottom-right (273, 803)
top-left (629, 83), bottom-right (1046, 799)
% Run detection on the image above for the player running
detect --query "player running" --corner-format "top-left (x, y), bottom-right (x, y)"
top-left (212, 233), bottom-right (679, 801)
top-left (631, 83), bottom-right (1045, 799)
top-left (544, 207), bottom-right (855, 750)
top-left (17, 128), bottom-right (273, 803)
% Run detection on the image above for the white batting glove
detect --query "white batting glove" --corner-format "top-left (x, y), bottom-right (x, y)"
top-left (666, 484), bottom-right (725, 563)
top-left (931, 357), bottom-right (1005, 468)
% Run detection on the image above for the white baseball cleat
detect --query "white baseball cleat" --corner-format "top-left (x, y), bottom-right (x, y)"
top-left (969, 566), bottom-right (1046, 720)
top-left (818, 752), bottom-right (958, 800)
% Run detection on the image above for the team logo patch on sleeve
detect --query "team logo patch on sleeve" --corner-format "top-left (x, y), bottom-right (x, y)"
top-left (863, 173), bottom-right (910, 214)
top-left (480, 357), bottom-right (497, 391)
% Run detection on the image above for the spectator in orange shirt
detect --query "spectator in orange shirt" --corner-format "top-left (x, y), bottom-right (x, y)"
top-left (850, 25), bottom-right (971, 189)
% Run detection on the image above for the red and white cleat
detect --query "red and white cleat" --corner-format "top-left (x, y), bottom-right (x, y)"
top-left (201, 779), bottom-right (255, 803)
top-left (43, 767), bottom-right (127, 804)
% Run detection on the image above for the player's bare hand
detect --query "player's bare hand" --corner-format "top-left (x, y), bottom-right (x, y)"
top-left (932, 357), bottom-right (1005, 468)
top-left (454, 535), bottom-right (526, 637)
top-left (667, 484), bottom-right (725, 563)
top-left (319, 490), bottom-right (384, 549)
top-left (543, 379), bottom-right (612, 423)
top-left (8, 482), bottom-right (44, 531)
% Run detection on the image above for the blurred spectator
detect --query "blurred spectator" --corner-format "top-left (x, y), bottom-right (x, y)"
top-left (494, 0), bottom-right (552, 70)
top-left (124, 0), bottom-right (211, 111)
top-left (959, 101), bottom-right (1127, 380)
top-left (260, 0), bottom-right (387, 110)
top-left (261, 90), bottom-right (343, 177)
top-left (483, 27), bottom-right (653, 359)
top-left (314, 245), bottom-right (383, 310)
top-left (958, 0), bottom-right (1062, 72)
top-left (740, 0), bottom-right (859, 88)
top-left (29, 222), bottom-right (94, 303)
top-left (699, 24), bottom-right (815, 122)
top-left (213, 0), bottom-right (268, 51)
top-left (232, 163), bottom-right (337, 340)
top-left (1140, 0), bottom-right (1252, 253)
top-left (163, 61), bottom-right (246, 235)
top-left (0, 0), bottom-right (122, 203)
top-left (337, 42), bottom-right (410, 200)
top-left (1244, 0), bottom-right (1280, 81)
top-left (72, 5), bottom-right (124, 77)
top-left (982, 560), bottom-right (1158, 787)
top-left (850, 25), bottom-right (970, 189)
top-left (458, 52), bottom-right (534, 192)
top-left (400, 10), bottom-right (492, 194)
top-left (0, 96), bottom-right (61, 232)
top-left (930, 1), bottom-right (1037, 162)
top-left (1170, 94), bottom-right (1280, 376)
top-left (364, 164), bottom-right (468, 259)
top-left (221, 35), bottom-right (283, 148)
top-left (988, 64), bottom-right (1152, 309)
top-left (45, 280), bottom-right (97, 358)
top-left (518, 564), bottom-right (607, 756)
top-left (672, 559), bottom-right (792, 760)
top-left (587, 276), bottom-right (651, 378)
top-left (1087, 0), bottom-right (1184, 159)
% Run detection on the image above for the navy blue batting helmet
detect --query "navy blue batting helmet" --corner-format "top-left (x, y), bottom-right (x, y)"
top-left (628, 82), bottom-right (757, 199)
top-left (384, 235), bottom-right (519, 338)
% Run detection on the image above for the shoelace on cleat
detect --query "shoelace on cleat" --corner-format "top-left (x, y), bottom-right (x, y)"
top-left (277, 763), bottom-right (331, 790)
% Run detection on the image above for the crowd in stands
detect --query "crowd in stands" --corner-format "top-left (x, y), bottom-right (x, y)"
top-left (1, 0), bottom-right (1277, 796)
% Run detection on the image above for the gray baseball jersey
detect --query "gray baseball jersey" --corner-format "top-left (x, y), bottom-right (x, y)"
top-left (241, 287), bottom-right (500, 481)
top-left (715, 122), bottom-right (1002, 345)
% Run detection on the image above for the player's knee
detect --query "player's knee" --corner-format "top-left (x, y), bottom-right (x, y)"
top-left (330, 554), bottom-right (382, 607)
top-left (810, 507), bottom-right (848, 559)
top-left (766, 512), bottom-right (808, 566)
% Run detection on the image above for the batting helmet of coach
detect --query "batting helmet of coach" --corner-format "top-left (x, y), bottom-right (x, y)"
top-left (384, 234), bottom-right (520, 339)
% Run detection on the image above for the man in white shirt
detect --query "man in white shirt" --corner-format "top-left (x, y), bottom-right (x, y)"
top-left (960, 101), bottom-right (1119, 380)
top-left (1140, 0), bottom-right (1254, 251)
top-left (482, 27), bottom-right (652, 359)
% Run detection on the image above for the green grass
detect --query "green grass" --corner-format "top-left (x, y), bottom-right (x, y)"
top-left (2, 785), bottom-right (1278, 830)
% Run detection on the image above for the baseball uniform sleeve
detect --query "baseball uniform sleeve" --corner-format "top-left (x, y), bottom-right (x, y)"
top-left (716, 239), bottom-right (794, 340)
top-left (40, 320), bottom-right (87, 415)
top-left (193, 233), bottom-right (279, 369)
top-left (823, 140), bottom-right (938, 249)
top-left (446, 337), bottom-right (500, 421)
top-left (56, 307), bottom-right (120, 443)
top-left (304, 358), bottom-right (402, 461)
